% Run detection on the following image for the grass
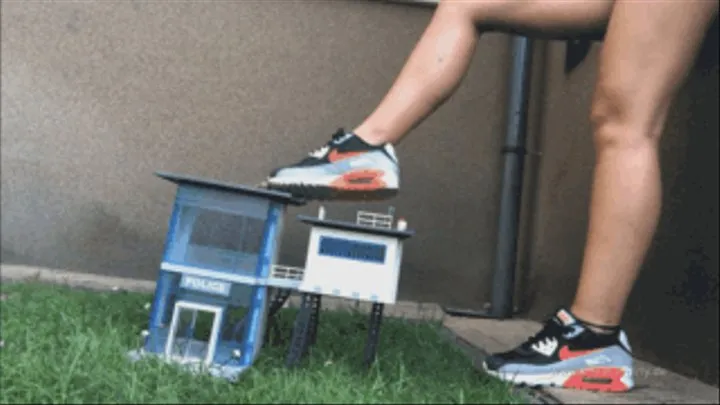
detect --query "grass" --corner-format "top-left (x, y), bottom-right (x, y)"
top-left (0, 281), bottom-right (522, 404)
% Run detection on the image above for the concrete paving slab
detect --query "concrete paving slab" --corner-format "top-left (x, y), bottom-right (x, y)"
top-left (442, 316), bottom-right (720, 404)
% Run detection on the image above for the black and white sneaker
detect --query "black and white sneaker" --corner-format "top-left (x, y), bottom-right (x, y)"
top-left (482, 308), bottom-right (635, 392)
top-left (265, 129), bottom-right (400, 201)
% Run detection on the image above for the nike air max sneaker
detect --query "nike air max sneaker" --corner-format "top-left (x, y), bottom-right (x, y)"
top-left (482, 308), bottom-right (635, 393)
top-left (265, 129), bottom-right (400, 201)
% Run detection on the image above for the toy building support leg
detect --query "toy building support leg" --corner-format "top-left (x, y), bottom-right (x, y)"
top-left (268, 288), bottom-right (292, 317)
top-left (307, 294), bottom-right (322, 346)
top-left (264, 288), bottom-right (293, 346)
top-left (363, 303), bottom-right (384, 369)
top-left (229, 288), bottom-right (292, 344)
top-left (285, 293), bottom-right (319, 367)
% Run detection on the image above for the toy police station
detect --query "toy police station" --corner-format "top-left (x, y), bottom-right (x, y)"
top-left (129, 171), bottom-right (413, 380)
top-left (128, 172), bottom-right (305, 380)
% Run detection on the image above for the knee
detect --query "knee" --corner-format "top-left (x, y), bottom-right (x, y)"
top-left (437, 0), bottom-right (517, 23)
top-left (589, 80), bottom-right (665, 152)
top-left (436, 0), bottom-right (477, 19)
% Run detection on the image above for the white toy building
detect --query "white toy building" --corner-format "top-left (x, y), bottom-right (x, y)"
top-left (285, 206), bottom-right (414, 368)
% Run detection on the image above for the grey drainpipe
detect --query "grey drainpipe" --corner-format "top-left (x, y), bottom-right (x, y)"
top-left (444, 36), bottom-right (534, 319)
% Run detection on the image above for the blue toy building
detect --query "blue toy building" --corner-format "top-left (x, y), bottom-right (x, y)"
top-left (128, 171), bottom-right (304, 381)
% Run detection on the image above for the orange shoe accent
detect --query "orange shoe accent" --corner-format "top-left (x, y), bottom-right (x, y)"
top-left (328, 149), bottom-right (366, 163)
top-left (330, 169), bottom-right (387, 191)
top-left (563, 367), bottom-right (630, 392)
top-left (558, 346), bottom-right (600, 360)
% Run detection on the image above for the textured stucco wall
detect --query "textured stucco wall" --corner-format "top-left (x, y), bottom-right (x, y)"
top-left (1, 1), bottom-right (510, 309)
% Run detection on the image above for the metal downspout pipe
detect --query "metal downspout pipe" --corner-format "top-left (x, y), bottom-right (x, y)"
top-left (444, 36), bottom-right (535, 319)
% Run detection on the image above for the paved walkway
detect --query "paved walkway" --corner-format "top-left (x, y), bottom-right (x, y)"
top-left (444, 316), bottom-right (719, 404)
top-left (3, 264), bottom-right (719, 404)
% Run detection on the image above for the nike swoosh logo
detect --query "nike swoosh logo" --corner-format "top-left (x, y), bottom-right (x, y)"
top-left (328, 150), bottom-right (365, 163)
top-left (563, 325), bottom-right (584, 339)
top-left (558, 346), bottom-right (600, 360)
top-left (332, 133), bottom-right (354, 145)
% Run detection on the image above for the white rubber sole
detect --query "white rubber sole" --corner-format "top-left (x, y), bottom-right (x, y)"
top-left (483, 363), bottom-right (573, 387)
top-left (266, 171), bottom-right (399, 189)
top-left (482, 362), bottom-right (635, 392)
top-left (265, 176), bottom-right (399, 201)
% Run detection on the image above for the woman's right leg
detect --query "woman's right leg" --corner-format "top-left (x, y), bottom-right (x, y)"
top-left (355, 0), bottom-right (615, 145)
top-left (266, 0), bottom-right (614, 199)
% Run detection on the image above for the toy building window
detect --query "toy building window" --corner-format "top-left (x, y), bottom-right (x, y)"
top-left (318, 236), bottom-right (387, 264)
top-left (179, 206), bottom-right (266, 274)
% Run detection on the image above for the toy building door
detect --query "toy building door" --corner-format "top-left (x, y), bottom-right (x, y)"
top-left (164, 300), bottom-right (225, 366)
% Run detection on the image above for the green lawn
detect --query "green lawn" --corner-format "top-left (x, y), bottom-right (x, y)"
top-left (0, 282), bottom-right (522, 404)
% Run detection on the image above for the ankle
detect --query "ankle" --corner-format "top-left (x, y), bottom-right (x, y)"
top-left (585, 324), bottom-right (617, 335)
top-left (352, 126), bottom-right (393, 146)
top-left (569, 306), bottom-right (620, 335)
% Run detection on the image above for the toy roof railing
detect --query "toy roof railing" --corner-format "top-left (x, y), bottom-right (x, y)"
top-left (356, 211), bottom-right (393, 229)
top-left (298, 215), bottom-right (414, 239)
top-left (155, 171), bottom-right (306, 206)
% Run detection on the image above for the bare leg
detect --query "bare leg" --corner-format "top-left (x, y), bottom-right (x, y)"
top-left (266, 0), bottom-right (615, 199)
top-left (571, 0), bottom-right (719, 327)
top-left (354, 0), bottom-right (614, 145)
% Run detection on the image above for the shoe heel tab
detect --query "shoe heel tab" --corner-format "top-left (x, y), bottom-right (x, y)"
top-left (618, 330), bottom-right (632, 353)
top-left (384, 143), bottom-right (399, 163)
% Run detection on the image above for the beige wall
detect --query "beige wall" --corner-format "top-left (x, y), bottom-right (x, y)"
top-left (1, 0), bottom-right (717, 386)
top-left (0, 1), bottom-right (510, 308)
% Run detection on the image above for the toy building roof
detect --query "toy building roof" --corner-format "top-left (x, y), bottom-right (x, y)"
top-left (155, 171), bottom-right (306, 206)
top-left (298, 215), bottom-right (414, 239)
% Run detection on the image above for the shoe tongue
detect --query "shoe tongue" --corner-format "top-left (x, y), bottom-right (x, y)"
top-left (553, 308), bottom-right (578, 327)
